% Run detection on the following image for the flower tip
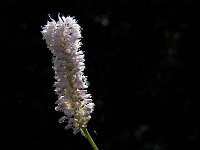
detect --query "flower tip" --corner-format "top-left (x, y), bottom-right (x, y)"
top-left (58, 116), bottom-right (67, 123)
top-left (65, 124), bottom-right (72, 130)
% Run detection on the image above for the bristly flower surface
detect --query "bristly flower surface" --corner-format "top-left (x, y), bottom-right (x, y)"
top-left (41, 15), bottom-right (94, 134)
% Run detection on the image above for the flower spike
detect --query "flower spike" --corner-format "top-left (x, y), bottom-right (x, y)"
top-left (41, 14), bottom-right (95, 134)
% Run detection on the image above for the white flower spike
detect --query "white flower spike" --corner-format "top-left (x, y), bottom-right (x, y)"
top-left (41, 14), bottom-right (95, 134)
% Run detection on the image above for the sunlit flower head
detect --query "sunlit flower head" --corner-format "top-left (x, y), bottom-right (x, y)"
top-left (41, 14), bottom-right (94, 134)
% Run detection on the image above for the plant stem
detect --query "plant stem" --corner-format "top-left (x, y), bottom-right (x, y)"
top-left (81, 128), bottom-right (99, 150)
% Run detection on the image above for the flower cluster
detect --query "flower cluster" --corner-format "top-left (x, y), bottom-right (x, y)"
top-left (41, 15), bottom-right (94, 134)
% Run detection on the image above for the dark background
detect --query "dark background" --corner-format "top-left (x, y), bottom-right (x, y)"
top-left (1, 0), bottom-right (200, 149)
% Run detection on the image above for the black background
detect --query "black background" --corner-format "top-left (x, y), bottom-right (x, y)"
top-left (1, 0), bottom-right (200, 149)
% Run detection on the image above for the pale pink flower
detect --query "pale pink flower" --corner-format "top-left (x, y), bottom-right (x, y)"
top-left (41, 14), bottom-right (94, 134)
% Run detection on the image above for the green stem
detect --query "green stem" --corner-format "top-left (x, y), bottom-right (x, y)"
top-left (81, 128), bottom-right (99, 150)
